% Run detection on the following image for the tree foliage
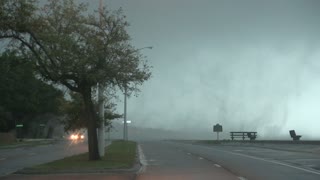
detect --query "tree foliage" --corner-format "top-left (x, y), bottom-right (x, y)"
top-left (0, 0), bottom-right (151, 160)
top-left (0, 51), bottom-right (64, 132)
top-left (60, 92), bottom-right (122, 132)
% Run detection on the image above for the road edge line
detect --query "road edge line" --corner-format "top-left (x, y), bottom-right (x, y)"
top-left (199, 145), bottom-right (320, 176)
top-left (229, 151), bottom-right (320, 176)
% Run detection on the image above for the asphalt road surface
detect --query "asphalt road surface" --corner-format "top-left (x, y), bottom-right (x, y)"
top-left (136, 141), bottom-right (239, 180)
top-left (164, 141), bottom-right (320, 180)
top-left (2, 140), bottom-right (320, 180)
top-left (0, 140), bottom-right (88, 176)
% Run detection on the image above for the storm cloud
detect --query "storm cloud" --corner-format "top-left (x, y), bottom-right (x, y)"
top-left (67, 0), bottom-right (320, 139)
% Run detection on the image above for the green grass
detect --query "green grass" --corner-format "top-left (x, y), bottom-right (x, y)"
top-left (34, 140), bottom-right (137, 170)
top-left (0, 140), bottom-right (53, 149)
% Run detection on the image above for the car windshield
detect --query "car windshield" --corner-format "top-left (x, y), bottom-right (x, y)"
top-left (1, 0), bottom-right (320, 180)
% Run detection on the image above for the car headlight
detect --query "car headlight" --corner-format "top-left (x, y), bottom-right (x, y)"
top-left (70, 134), bottom-right (79, 140)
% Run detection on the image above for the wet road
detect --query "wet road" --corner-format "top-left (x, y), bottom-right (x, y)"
top-left (166, 141), bottom-right (320, 180)
top-left (0, 140), bottom-right (88, 176)
top-left (2, 140), bottom-right (320, 180)
top-left (136, 141), bottom-right (239, 180)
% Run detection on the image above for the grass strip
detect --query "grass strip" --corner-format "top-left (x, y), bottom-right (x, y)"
top-left (0, 140), bottom-right (54, 149)
top-left (34, 140), bottom-right (137, 170)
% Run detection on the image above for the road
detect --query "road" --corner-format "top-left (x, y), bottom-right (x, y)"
top-left (136, 141), bottom-right (239, 180)
top-left (2, 140), bottom-right (320, 180)
top-left (159, 141), bottom-right (320, 180)
top-left (0, 140), bottom-right (88, 176)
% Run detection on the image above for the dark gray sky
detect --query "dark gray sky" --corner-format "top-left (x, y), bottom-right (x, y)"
top-left (15, 0), bottom-right (319, 139)
top-left (92, 0), bottom-right (320, 139)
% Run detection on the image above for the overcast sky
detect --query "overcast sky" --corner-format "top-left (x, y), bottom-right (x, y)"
top-left (25, 0), bottom-right (320, 139)
top-left (88, 0), bottom-right (320, 139)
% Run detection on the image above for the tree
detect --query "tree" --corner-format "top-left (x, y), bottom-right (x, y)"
top-left (59, 93), bottom-right (86, 132)
top-left (0, 0), bottom-right (151, 160)
top-left (0, 51), bottom-right (64, 132)
top-left (61, 92), bottom-right (122, 132)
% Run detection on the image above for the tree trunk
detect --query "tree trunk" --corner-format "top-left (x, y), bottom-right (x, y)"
top-left (82, 87), bottom-right (100, 160)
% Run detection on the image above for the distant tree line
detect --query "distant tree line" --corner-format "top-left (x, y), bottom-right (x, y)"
top-left (0, 51), bottom-right (63, 133)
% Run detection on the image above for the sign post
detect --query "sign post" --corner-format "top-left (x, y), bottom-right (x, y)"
top-left (39, 124), bottom-right (46, 138)
top-left (213, 124), bottom-right (223, 141)
top-left (16, 124), bottom-right (23, 139)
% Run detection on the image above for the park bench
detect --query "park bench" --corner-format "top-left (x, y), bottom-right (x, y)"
top-left (289, 130), bottom-right (301, 141)
top-left (230, 132), bottom-right (257, 140)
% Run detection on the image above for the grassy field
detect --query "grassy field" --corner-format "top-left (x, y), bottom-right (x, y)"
top-left (34, 140), bottom-right (137, 170)
top-left (0, 140), bottom-right (55, 149)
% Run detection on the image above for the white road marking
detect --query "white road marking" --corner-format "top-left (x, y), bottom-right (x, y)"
top-left (199, 157), bottom-right (203, 160)
top-left (200, 146), bottom-right (320, 176)
top-left (238, 176), bottom-right (247, 180)
top-left (230, 152), bottom-right (320, 175)
top-left (187, 153), bottom-right (191, 155)
top-left (137, 144), bottom-right (147, 174)
top-left (234, 149), bottom-right (243, 152)
top-left (214, 164), bottom-right (221, 168)
top-left (292, 158), bottom-right (320, 161)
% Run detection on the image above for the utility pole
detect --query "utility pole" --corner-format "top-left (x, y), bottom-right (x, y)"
top-left (122, 46), bottom-right (152, 141)
top-left (123, 85), bottom-right (127, 140)
top-left (97, 84), bottom-right (105, 157)
top-left (97, 0), bottom-right (105, 157)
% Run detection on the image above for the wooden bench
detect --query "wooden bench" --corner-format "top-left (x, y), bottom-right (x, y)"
top-left (289, 130), bottom-right (301, 141)
top-left (230, 132), bottom-right (257, 140)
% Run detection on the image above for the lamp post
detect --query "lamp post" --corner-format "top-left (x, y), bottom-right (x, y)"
top-left (123, 46), bottom-right (152, 141)
top-left (97, 0), bottom-right (105, 157)
top-left (97, 83), bottom-right (105, 157)
top-left (123, 85), bottom-right (127, 140)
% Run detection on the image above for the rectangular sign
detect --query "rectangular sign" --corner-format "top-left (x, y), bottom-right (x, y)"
top-left (213, 124), bottom-right (222, 132)
top-left (122, 120), bottom-right (131, 124)
top-left (16, 124), bottom-right (23, 128)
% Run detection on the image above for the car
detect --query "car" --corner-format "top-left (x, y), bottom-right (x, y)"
top-left (69, 133), bottom-right (85, 140)
top-left (67, 130), bottom-right (86, 141)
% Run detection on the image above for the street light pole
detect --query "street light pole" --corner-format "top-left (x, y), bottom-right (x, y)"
top-left (123, 46), bottom-right (152, 141)
top-left (98, 83), bottom-right (105, 156)
top-left (123, 85), bottom-right (127, 141)
top-left (97, 0), bottom-right (105, 157)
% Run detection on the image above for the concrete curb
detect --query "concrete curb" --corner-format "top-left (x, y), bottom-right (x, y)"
top-left (136, 144), bottom-right (147, 174)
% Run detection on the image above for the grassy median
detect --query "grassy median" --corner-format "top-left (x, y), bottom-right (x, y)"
top-left (0, 139), bottom-right (55, 149)
top-left (33, 140), bottom-right (137, 170)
